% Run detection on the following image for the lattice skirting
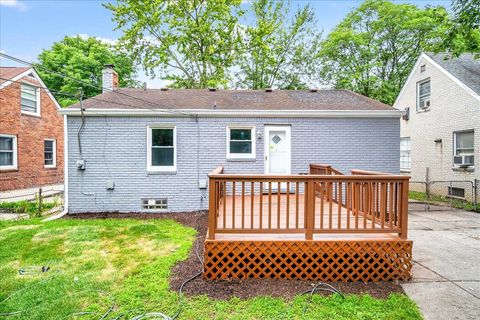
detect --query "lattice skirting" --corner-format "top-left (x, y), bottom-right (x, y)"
top-left (204, 239), bottom-right (412, 282)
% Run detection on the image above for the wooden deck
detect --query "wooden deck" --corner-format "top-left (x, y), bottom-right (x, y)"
top-left (203, 164), bottom-right (412, 282)
top-left (214, 194), bottom-right (399, 240)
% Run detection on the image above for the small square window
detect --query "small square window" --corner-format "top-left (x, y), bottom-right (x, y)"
top-left (227, 126), bottom-right (255, 159)
top-left (420, 65), bottom-right (426, 72)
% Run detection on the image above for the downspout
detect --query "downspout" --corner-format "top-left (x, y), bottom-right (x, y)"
top-left (77, 89), bottom-right (85, 157)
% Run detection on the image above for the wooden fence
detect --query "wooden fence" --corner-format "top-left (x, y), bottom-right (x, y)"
top-left (208, 164), bottom-right (409, 241)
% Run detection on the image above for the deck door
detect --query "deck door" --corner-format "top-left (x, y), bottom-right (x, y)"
top-left (264, 125), bottom-right (291, 175)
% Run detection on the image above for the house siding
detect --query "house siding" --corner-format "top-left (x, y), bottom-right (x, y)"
top-left (66, 116), bottom-right (400, 213)
top-left (395, 55), bottom-right (480, 200)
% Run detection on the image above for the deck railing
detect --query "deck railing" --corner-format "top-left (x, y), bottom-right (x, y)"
top-left (208, 164), bottom-right (409, 241)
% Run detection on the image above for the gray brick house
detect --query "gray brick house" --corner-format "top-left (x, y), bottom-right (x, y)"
top-left (394, 53), bottom-right (479, 201)
top-left (60, 67), bottom-right (403, 214)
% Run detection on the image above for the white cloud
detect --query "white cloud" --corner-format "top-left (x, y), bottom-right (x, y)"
top-left (77, 34), bottom-right (118, 46)
top-left (0, 0), bottom-right (29, 12)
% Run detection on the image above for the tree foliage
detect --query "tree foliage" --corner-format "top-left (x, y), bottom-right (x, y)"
top-left (105, 0), bottom-right (243, 89)
top-left (318, 0), bottom-right (450, 105)
top-left (439, 0), bottom-right (480, 56)
top-left (37, 36), bottom-right (138, 107)
top-left (234, 0), bottom-right (321, 90)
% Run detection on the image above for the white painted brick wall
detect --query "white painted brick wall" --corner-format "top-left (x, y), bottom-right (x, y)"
top-left (395, 56), bottom-right (480, 200)
top-left (66, 116), bottom-right (400, 213)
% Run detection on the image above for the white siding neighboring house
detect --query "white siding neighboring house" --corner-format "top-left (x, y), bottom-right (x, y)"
top-left (394, 52), bottom-right (480, 201)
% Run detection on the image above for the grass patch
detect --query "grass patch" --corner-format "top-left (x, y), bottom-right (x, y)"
top-left (409, 191), bottom-right (479, 212)
top-left (0, 198), bottom-right (58, 217)
top-left (0, 218), bottom-right (421, 319)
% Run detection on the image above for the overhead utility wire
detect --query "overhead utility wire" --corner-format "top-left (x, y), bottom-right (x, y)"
top-left (0, 53), bottom-right (193, 117)
top-left (0, 77), bottom-right (161, 110)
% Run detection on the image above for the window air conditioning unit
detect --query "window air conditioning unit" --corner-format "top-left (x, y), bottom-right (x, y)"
top-left (419, 100), bottom-right (430, 109)
top-left (453, 155), bottom-right (474, 167)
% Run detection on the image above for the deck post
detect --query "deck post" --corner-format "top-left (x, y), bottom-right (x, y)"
top-left (399, 179), bottom-right (409, 239)
top-left (305, 180), bottom-right (315, 240)
top-left (208, 178), bottom-right (217, 240)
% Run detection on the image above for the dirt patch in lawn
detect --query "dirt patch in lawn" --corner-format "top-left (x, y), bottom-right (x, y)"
top-left (65, 211), bottom-right (405, 300)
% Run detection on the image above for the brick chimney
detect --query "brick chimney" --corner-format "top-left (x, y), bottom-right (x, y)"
top-left (102, 64), bottom-right (118, 93)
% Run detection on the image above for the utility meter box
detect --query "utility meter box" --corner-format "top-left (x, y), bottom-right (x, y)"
top-left (198, 179), bottom-right (207, 189)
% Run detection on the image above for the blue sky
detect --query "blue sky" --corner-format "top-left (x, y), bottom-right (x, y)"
top-left (0, 0), bottom-right (451, 87)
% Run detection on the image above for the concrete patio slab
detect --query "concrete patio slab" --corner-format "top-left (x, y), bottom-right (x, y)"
top-left (403, 204), bottom-right (480, 320)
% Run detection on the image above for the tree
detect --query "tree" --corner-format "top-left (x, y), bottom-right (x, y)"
top-left (234, 0), bottom-right (321, 90)
top-left (105, 0), bottom-right (243, 89)
top-left (440, 0), bottom-right (480, 56)
top-left (37, 36), bottom-right (138, 107)
top-left (318, 0), bottom-right (450, 105)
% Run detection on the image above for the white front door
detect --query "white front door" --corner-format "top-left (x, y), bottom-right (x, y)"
top-left (264, 125), bottom-right (291, 175)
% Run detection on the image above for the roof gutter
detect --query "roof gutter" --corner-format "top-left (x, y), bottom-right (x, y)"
top-left (59, 108), bottom-right (404, 118)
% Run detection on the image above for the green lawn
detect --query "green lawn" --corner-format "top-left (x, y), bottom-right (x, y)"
top-left (0, 218), bottom-right (422, 320)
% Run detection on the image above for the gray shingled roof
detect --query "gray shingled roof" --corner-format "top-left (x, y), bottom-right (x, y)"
top-left (426, 53), bottom-right (480, 95)
top-left (68, 88), bottom-right (395, 111)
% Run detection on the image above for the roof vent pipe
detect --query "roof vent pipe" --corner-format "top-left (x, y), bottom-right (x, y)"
top-left (208, 88), bottom-right (217, 92)
top-left (160, 87), bottom-right (168, 91)
top-left (309, 88), bottom-right (318, 92)
top-left (142, 82), bottom-right (147, 90)
top-left (265, 88), bottom-right (273, 92)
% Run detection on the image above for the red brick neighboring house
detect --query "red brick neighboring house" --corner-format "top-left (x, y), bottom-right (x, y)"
top-left (0, 67), bottom-right (64, 191)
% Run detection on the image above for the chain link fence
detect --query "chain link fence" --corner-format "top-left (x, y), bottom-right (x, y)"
top-left (409, 179), bottom-right (478, 212)
top-left (0, 185), bottom-right (64, 218)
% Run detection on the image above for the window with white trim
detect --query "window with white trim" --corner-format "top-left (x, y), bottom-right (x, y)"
top-left (400, 137), bottom-right (411, 171)
top-left (227, 126), bottom-right (255, 159)
top-left (20, 83), bottom-right (40, 116)
top-left (454, 130), bottom-right (474, 156)
top-left (0, 134), bottom-right (17, 170)
top-left (417, 79), bottom-right (430, 111)
top-left (44, 139), bottom-right (56, 168)
top-left (147, 126), bottom-right (176, 171)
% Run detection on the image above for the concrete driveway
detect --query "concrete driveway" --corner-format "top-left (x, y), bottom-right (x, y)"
top-left (402, 203), bottom-right (480, 320)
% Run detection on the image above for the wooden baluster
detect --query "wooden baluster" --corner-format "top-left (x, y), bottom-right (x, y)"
top-left (295, 182), bottom-right (299, 229)
top-left (388, 182), bottom-right (394, 228)
top-left (363, 183), bottom-right (368, 229)
top-left (320, 182), bottom-right (324, 229)
top-left (355, 182), bottom-right (359, 229)
top-left (338, 182), bottom-right (342, 229)
top-left (372, 182), bottom-right (376, 229)
top-left (328, 182), bottom-right (333, 230)
top-left (286, 182), bottom-right (290, 229)
top-left (400, 180), bottom-right (409, 239)
top-left (232, 181), bottom-right (236, 229)
top-left (380, 182), bottom-right (386, 229)
top-left (277, 182), bottom-right (281, 229)
top-left (259, 182), bottom-right (263, 229)
top-left (241, 181), bottom-right (245, 229)
top-left (305, 180), bottom-right (315, 240)
top-left (251, 181), bottom-right (254, 229)
top-left (223, 181), bottom-right (226, 229)
top-left (346, 182), bottom-right (351, 230)
top-left (268, 182), bottom-right (272, 229)
top-left (208, 179), bottom-right (216, 240)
